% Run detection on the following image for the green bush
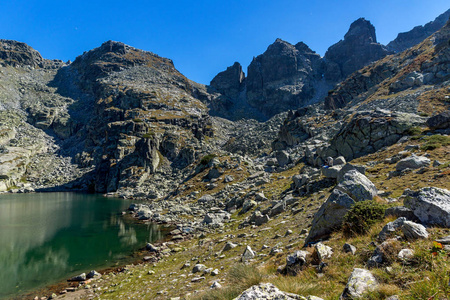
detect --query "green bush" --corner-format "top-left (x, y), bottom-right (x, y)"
top-left (342, 201), bottom-right (386, 236)
top-left (406, 126), bottom-right (423, 136)
top-left (200, 153), bottom-right (216, 165)
top-left (133, 118), bottom-right (143, 123)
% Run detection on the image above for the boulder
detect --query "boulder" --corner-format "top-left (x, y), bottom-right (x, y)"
top-left (192, 264), bottom-right (207, 273)
top-left (340, 268), bottom-right (378, 299)
top-left (69, 273), bottom-right (86, 281)
top-left (198, 194), bottom-right (215, 204)
top-left (293, 174), bottom-right (310, 189)
top-left (384, 206), bottom-right (418, 221)
top-left (379, 217), bottom-right (406, 241)
top-left (223, 241), bottom-right (237, 251)
top-left (286, 250), bottom-right (309, 267)
top-left (427, 110), bottom-right (450, 130)
top-left (305, 189), bottom-right (355, 244)
top-left (403, 187), bottom-right (450, 227)
top-left (233, 283), bottom-right (299, 300)
top-left (240, 199), bottom-right (257, 215)
top-left (343, 243), bottom-right (357, 255)
top-left (396, 154), bottom-right (430, 172)
top-left (322, 165), bottom-right (343, 179)
top-left (249, 210), bottom-right (270, 226)
top-left (312, 242), bottom-right (333, 263)
top-left (336, 170), bottom-right (377, 201)
top-left (275, 150), bottom-right (291, 167)
top-left (398, 249), bottom-right (414, 260)
top-left (87, 270), bottom-right (101, 279)
top-left (241, 245), bottom-right (256, 262)
top-left (401, 221), bottom-right (428, 240)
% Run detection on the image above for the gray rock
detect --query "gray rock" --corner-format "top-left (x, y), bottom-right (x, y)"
top-left (87, 270), bottom-right (101, 279)
top-left (340, 268), bottom-right (378, 299)
top-left (384, 206), bottom-right (418, 221)
top-left (192, 264), bottom-right (207, 273)
top-left (322, 165), bottom-right (343, 179)
top-left (334, 156), bottom-right (346, 165)
top-left (249, 210), bottom-right (270, 226)
top-left (398, 249), bottom-right (414, 260)
top-left (305, 189), bottom-right (355, 244)
top-left (396, 154), bottom-right (430, 172)
top-left (403, 187), bottom-right (450, 227)
top-left (292, 174), bottom-right (310, 189)
top-left (343, 243), bottom-right (357, 255)
top-left (241, 245), bottom-right (256, 262)
top-left (427, 111), bottom-right (450, 130)
top-left (379, 217), bottom-right (406, 241)
top-left (233, 283), bottom-right (299, 300)
top-left (275, 150), bottom-right (291, 167)
top-left (198, 194), bottom-right (215, 204)
top-left (336, 170), bottom-right (377, 201)
top-left (210, 62), bottom-right (245, 99)
top-left (211, 281), bottom-right (222, 289)
top-left (223, 241), bottom-right (237, 251)
top-left (401, 221), bottom-right (428, 240)
top-left (436, 235), bottom-right (450, 245)
top-left (69, 273), bottom-right (86, 281)
top-left (286, 250), bottom-right (309, 266)
top-left (224, 175), bottom-right (235, 183)
top-left (336, 164), bottom-right (366, 182)
top-left (312, 242), bottom-right (333, 263)
top-left (240, 199), bottom-right (257, 215)
top-left (146, 243), bottom-right (159, 252)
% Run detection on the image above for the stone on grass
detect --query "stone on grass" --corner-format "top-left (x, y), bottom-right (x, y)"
top-left (223, 241), bottom-right (237, 251)
top-left (286, 250), bottom-right (309, 266)
top-left (398, 249), bottom-right (414, 260)
top-left (69, 273), bottom-right (86, 281)
top-left (403, 187), bottom-right (450, 227)
top-left (241, 245), bottom-right (256, 262)
top-left (343, 243), bottom-right (356, 255)
top-left (240, 199), bottom-right (257, 215)
top-left (379, 217), bottom-right (406, 241)
top-left (211, 281), bottom-right (222, 289)
top-left (87, 270), bottom-right (101, 279)
top-left (401, 221), bottom-right (428, 240)
top-left (312, 242), bottom-right (333, 263)
top-left (192, 264), bottom-right (207, 273)
top-left (233, 283), bottom-right (299, 300)
top-left (396, 154), bottom-right (430, 172)
top-left (340, 268), bottom-right (378, 299)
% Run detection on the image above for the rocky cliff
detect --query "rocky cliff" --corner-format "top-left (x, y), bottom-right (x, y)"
top-left (387, 8), bottom-right (450, 53)
top-left (324, 18), bottom-right (390, 83)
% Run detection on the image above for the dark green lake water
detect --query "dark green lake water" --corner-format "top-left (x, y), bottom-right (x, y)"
top-left (0, 193), bottom-right (162, 299)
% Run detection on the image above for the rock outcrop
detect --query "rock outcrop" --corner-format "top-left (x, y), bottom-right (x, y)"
top-left (246, 39), bottom-right (326, 118)
top-left (387, 9), bottom-right (450, 53)
top-left (210, 62), bottom-right (245, 100)
top-left (404, 187), bottom-right (450, 227)
top-left (324, 18), bottom-right (390, 83)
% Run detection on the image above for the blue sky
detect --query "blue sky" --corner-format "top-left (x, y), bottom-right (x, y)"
top-left (0, 1), bottom-right (448, 84)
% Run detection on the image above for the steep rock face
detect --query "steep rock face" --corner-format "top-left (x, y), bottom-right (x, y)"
top-left (324, 18), bottom-right (390, 83)
top-left (246, 39), bottom-right (326, 118)
top-left (387, 9), bottom-right (450, 53)
top-left (0, 39), bottom-right (44, 68)
top-left (210, 62), bottom-right (245, 100)
top-left (325, 17), bottom-right (450, 112)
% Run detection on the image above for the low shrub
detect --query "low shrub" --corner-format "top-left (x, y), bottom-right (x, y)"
top-left (200, 153), bottom-right (216, 165)
top-left (342, 201), bottom-right (386, 236)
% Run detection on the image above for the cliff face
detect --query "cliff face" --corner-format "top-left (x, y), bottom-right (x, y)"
top-left (324, 18), bottom-right (391, 83)
top-left (387, 9), bottom-right (450, 53)
top-left (245, 39), bottom-right (325, 118)
top-left (325, 18), bottom-right (450, 112)
top-left (0, 40), bottom-right (213, 197)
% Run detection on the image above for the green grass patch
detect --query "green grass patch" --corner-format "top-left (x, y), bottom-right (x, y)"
top-left (421, 134), bottom-right (450, 151)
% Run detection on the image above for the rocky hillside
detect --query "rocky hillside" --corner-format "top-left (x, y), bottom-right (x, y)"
top-left (387, 8), bottom-right (450, 53)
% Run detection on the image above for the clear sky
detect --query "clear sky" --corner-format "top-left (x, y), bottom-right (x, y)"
top-left (0, 1), bottom-right (448, 84)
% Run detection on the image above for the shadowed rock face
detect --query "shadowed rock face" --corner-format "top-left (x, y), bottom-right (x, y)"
top-left (210, 62), bottom-right (245, 100)
top-left (324, 18), bottom-right (390, 83)
top-left (245, 39), bottom-right (325, 118)
top-left (387, 9), bottom-right (450, 53)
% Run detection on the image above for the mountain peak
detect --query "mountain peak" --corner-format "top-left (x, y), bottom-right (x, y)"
top-left (344, 17), bottom-right (377, 44)
top-left (0, 39), bottom-right (44, 68)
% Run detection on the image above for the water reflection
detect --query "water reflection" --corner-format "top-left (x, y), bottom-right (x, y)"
top-left (0, 193), bottom-right (162, 299)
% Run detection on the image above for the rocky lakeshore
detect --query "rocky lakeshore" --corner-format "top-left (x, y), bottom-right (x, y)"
top-left (1, 8), bottom-right (450, 300)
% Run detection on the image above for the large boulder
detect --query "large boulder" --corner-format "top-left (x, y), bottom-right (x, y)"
top-left (306, 170), bottom-right (376, 244)
top-left (404, 187), bottom-right (450, 227)
top-left (315, 110), bottom-right (425, 163)
top-left (233, 283), bottom-right (299, 300)
top-left (396, 154), bottom-right (430, 172)
top-left (340, 268), bottom-right (378, 299)
top-left (427, 110), bottom-right (450, 130)
top-left (402, 221), bottom-right (429, 240)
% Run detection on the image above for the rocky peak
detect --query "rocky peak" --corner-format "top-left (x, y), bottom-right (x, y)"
top-left (387, 9), bottom-right (450, 52)
top-left (324, 18), bottom-right (389, 83)
top-left (209, 62), bottom-right (245, 99)
top-left (71, 40), bottom-right (177, 83)
top-left (344, 18), bottom-right (377, 44)
top-left (0, 39), bottom-right (44, 68)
